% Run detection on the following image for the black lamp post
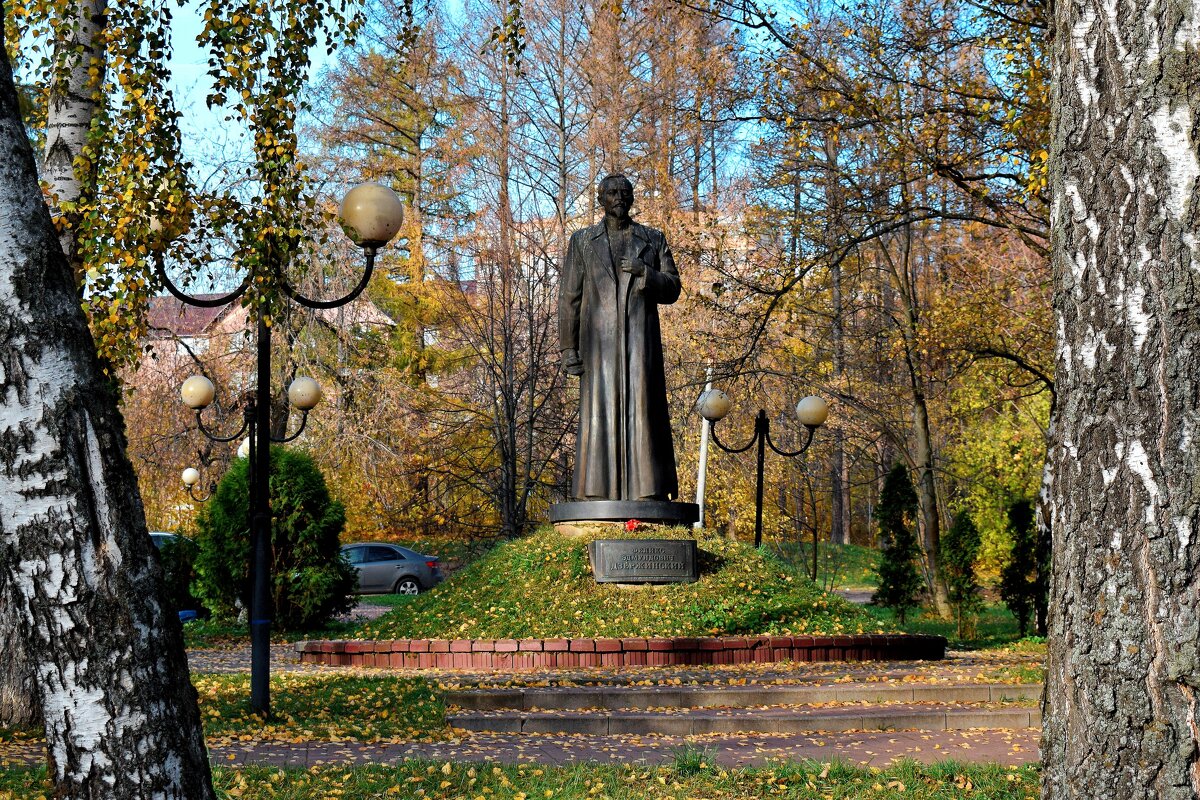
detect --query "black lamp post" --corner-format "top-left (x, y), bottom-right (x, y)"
top-left (697, 390), bottom-right (830, 549)
top-left (164, 183), bottom-right (404, 717)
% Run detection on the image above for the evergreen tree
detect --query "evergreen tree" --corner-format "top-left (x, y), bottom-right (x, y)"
top-left (1034, 513), bottom-right (1051, 637)
top-left (195, 447), bottom-right (356, 630)
top-left (941, 511), bottom-right (983, 639)
top-left (1000, 499), bottom-right (1037, 637)
top-left (873, 462), bottom-right (924, 623)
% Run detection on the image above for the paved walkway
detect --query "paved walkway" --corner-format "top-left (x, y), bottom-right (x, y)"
top-left (1, 728), bottom-right (1039, 770)
top-left (2, 637), bottom-right (1045, 772)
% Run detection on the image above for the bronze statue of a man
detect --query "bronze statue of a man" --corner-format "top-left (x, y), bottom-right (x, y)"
top-left (559, 174), bottom-right (682, 502)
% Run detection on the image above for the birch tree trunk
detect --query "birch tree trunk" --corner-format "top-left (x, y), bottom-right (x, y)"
top-left (0, 572), bottom-right (38, 729)
top-left (1043, 0), bottom-right (1200, 796)
top-left (0, 39), bottom-right (215, 799)
top-left (42, 0), bottom-right (107, 284)
top-left (0, 0), bottom-right (109, 734)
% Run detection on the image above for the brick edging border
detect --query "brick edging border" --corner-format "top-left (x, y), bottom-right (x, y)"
top-left (294, 634), bottom-right (946, 670)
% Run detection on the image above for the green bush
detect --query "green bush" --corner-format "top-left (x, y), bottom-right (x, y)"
top-left (156, 535), bottom-right (203, 614)
top-left (941, 511), bottom-right (983, 639)
top-left (1000, 499), bottom-right (1038, 637)
top-left (873, 462), bottom-right (924, 623)
top-left (194, 447), bottom-right (356, 630)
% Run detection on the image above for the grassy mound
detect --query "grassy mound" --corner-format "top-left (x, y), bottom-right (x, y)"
top-left (357, 528), bottom-right (887, 639)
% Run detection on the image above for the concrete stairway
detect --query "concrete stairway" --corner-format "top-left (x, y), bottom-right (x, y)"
top-left (446, 682), bottom-right (1042, 736)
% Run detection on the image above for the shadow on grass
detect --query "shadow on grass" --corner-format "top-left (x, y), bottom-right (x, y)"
top-left (861, 601), bottom-right (1044, 652)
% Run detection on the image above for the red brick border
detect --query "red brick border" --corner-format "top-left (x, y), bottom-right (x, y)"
top-left (295, 634), bottom-right (945, 670)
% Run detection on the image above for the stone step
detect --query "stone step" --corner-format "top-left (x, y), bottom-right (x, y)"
top-left (447, 682), bottom-right (1042, 712)
top-left (448, 703), bottom-right (1042, 736)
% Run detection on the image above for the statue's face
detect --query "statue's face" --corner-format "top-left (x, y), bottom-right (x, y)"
top-left (599, 180), bottom-right (634, 220)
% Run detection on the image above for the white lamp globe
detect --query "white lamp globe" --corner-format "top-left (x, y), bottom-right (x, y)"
top-left (795, 395), bottom-right (829, 427)
top-left (181, 467), bottom-right (201, 487)
top-left (180, 375), bottom-right (215, 409)
top-left (697, 389), bottom-right (733, 422)
top-left (287, 376), bottom-right (323, 411)
top-left (339, 183), bottom-right (404, 248)
top-left (238, 438), bottom-right (251, 459)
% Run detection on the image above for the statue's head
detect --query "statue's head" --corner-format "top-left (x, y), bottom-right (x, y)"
top-left (597, 174), bottom-right (634, 219)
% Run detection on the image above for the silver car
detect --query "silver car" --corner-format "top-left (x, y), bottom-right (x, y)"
top-left (340, 543), bottom-right (443, 595)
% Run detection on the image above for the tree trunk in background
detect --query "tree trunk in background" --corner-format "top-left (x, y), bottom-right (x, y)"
top-left (1043, 0), bottom-right (1200, 796)
top-left (825, 137), bottom-right (849, 546)
top-left (42, 0), bottom-right (107, 285)
top-left (911, 392), bottom-right (950, 618)
top-left (0, 41), bottom-right (215, 797)
top-left (0, 573), bottom-right (38, 730)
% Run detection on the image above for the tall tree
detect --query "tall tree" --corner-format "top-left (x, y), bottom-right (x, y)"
top-left (1043, 0), bottom-right (1200, 796)
top-left (40, 0), bottom-right (105, 284)
top-left (0, 30), bottom-right (214, 796)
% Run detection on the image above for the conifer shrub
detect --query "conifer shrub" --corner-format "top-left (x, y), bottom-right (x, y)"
top-left (941, 511), bottom-right (983, 639)
top-left (872, 462), bottom-right (925, 623)
top-left (156, 535), bottom-right (203, 614)
top-left (1034, 508), bottom-right (1051, 636)
top-left (1000, 499), bottom-right (1038, 637)
top-left (194, 447), bottom-right (356, 630)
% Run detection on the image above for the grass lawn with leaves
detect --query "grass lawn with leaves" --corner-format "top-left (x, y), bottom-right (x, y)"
top-left (195, 674), bottom-right (449, 743)
top-left (861, 602), bottom-right (1046, 653)
top-left (0, 674), bottom-right (449, 747)
top-left (0, 759), bottom-right (1039, 799)
top-left (356, 528), bottom-right (887, 640)
top-left (182, 593), bottom-right (418, 649)
top-left (769, 541), bottom-right (882, 591)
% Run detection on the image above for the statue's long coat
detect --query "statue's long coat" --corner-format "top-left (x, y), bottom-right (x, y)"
top-left (559, 220), bottom-right (681, 500)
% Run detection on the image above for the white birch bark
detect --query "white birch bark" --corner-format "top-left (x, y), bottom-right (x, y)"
top-left (3, 0), bottom-right (108, 731)
top-left (1045, 0), bottom-right (1200, 795)
top-left (42, 0), bottom-right (106, 282)
top-left (0, 36), bottom-right (215, 799)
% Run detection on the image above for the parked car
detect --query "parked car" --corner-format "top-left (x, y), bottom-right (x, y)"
top-left (340, 543), bottom-right (443, 595)
top-left (150, 531), bottom-right (182, 550)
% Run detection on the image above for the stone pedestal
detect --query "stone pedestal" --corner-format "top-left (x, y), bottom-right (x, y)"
top-left (549, 499), bottom-right (699, 526)
top-left (588, 538), bottom-right (699, 584)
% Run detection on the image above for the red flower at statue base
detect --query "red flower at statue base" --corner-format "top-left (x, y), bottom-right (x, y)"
top-left (625, 519), bottom-right (641, 532)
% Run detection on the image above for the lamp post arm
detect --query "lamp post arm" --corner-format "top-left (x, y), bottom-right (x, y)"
top-left (278, 247), bottom-right (377, 310)
top-left (271, 409), bottom-right (310, 443)
top-left (708, 419), bottom-right (759, 454)
top-left (765, 424), bottom-right (818, 459)
top-left (194, 407), bottom-right (251, 443)
top-left (158, 260), bottom-right (251, 308)
top-left (186, 482), bottom-right (215, 503)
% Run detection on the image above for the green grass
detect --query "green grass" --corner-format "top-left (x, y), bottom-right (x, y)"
top-left (405, 535), bottom-right (499, 568)
top-left (0, 760), bottom-right (1040, 799)
top-left (769, 541), bottom-right (882, 590)
top-left (861, 601), bottom-right (1044, 652)
top-left (182, 617), bottom-right (364, 649)
top-left (355, 527), bottom-right (887, 640)
top-left (193, 673), bottom-right (448, 743)
top-left (0, 674), bottom-right (449, 747)
top-left (182, 594), bottom-right (419, 649)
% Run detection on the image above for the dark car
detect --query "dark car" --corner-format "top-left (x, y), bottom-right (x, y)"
top-left (340, 543), bottom-right (443, 595)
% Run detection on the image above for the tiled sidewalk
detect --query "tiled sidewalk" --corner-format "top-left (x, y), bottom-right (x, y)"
top-left (1, 641), bottom-right (1043, 773)
top-left (0, 728), bottom-right (1039, 771)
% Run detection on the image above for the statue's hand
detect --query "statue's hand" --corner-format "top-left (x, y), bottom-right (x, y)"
top-left (562, 349), bottom-right (584, 376)
top-left (621, 256), bottom-right (647, 277)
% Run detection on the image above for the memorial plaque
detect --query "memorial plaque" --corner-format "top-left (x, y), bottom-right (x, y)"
top-left (588, 539), bottom-right (699, 584)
